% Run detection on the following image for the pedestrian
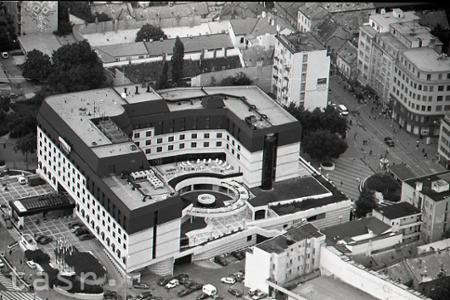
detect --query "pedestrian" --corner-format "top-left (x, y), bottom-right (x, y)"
top-left (424, 153), bottom-right (428, 159)
top-left (340, 180), bottom-right (343, 186)
top-left (422, 148), bottom-right (425, 153)
top-left (369, 150), bottom-right (373, 156)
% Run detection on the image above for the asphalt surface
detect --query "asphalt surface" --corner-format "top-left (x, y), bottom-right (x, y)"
top-left (329, 74), bottom-right (444, 177)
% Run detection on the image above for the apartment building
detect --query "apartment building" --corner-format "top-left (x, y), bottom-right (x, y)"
top-left (391, 48), bottom-right (450, 136)
top-left (272, 33), bottom-right (330, 110)
top-left (438, 113), bottom-right (450, 169)
top-left (401, 171), bottom-right (450, 243)
top-left (357, 9), bottom-right (436, 104)
top-left (297, 3), bottom-right (329, 33)
top-left (372, 202), bottom-right (422, 243)
top-left (336, 41), bottom-right (358, 81)
top-left (245, 223), bottom-right (325, 293)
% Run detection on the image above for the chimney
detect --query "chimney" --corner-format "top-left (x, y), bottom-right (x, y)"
top-left (380, 8), bottom-right (386, 15)
top-left (262, 11), bottom-right (266, 19)
top-left (124, 87), bottom-right (127, 94)
top-left (135, 86), bottom-right (139, 94)
top-left (415, 181), bottom-right (423, 191)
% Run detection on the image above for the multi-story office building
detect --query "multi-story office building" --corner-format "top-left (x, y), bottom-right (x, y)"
top-left (438, 113), bottom-right (450, 169)
top-left (244, 222), bottom-right (325, 293)
top-left (357, 9), bottom-right (441, 105)
top-left (36, 84), bottom-right (351, 277)
top-left (391, 48), bottom-right (450, 136)
top-left (402, 171), bottom-right (450, 243)
top-left (272, 33), bottom-right (330, 110)
top-left (372, 202), bottom-right (422, 244)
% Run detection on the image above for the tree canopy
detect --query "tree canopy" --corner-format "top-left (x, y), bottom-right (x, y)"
top-left (355, 189), bottom-right (377, 218)
top-left (302, 129), bottom-right (348, 161)
top-left (220, 72), bottom-right (253, 86)
top-left (156, 60), bottom-right (169, 89)
top-left (22, 50), bottom-right (52, 82)
top-left (171, 36), bottom-right (185, 86)
top-left (0, 2), bottom-right (17, 51)
top-left (364, 173), bottom-right (401, 202)
top-left (135, 24), bottom-right (167, 42)
top-left (48, 40), bottom-right (105, 93)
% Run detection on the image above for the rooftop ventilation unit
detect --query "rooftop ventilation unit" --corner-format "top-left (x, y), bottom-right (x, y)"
top-left (431, 179), bottom-right (449, 193)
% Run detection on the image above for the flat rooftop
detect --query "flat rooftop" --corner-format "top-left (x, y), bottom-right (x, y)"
top-left (257, 223), bottom-right (323, 254)
top-left (404, 170), bottom-right (450, 202)
top-left (292, 275), bottom-right (378, 300)
top-left (370, 10), bottom-right (419, 30)
top-left (113, 84), bottom-right (163, 104)
top-left (390, 21), bottom-right (437, 44)
top-left (277, 32), bottom-right (325, 54)
top-left (402, 47), bottom-right (450, 73)
top-left (18, 33), bottom-right (62, 58)
top-left (374, 202), bottom-right (421, 219)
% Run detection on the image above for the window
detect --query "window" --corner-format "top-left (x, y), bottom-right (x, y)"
top-left (447, 85), bottom-right (450, 91)
top-left (438, 96), bottom-right (443, 102)
top-left (146, 131), bottom-right (151, 137)
top-left (157, 138), bottom-right (163, 144)
top-left (135, 141), bottom-right (140, 147)
top-left (179, 143), bottom-right (185, 149)
top-left (216, 141), bottom-right (222, 147)
top-left (216, 133), bottom-right (222, 138)
top-left (191, 133), bottom-right (197, 139)
top-left (237, 154), bottom-right (240, 160)
top-left (145, 149), bottom-right (151, 154)
top-left (168, 145), bottom-right (174, 151)
top-left (437, 105), bottom-right (443, 111)
top-left (430, 86), bottom-right (434, 92)
top-left (157, 147), bottom-right (162, 152)
top-left (179, 134), bottom-right (185, 140)
top-left (203, 142), bottom-right (209, 147)
top-left (427, 74), bottom-right (431, 80)
top-left (168, 136), bottom-right (174, 142)
top-left (204, 133), bottom-right (210, 138)
top-left (145, 140), bottom-right (151, 145)
top-left (191, 142), bottom-right (197, 148)
top-left (439, 86), bottom-right (444, 91)
top-left (134, 133), bottom-right (140, 138)
top-left (427, 106), bottom-right (431, 112)
top-left (247, 236), bottom-right (252, 242)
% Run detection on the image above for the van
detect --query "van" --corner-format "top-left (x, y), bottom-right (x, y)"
top-left (202, 284), bottom-right (217, 297)
top-left (337, 104), bottom-right (348, 116)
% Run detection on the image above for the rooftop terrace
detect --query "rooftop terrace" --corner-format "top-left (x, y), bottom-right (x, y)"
top-left (277, 32), bottom-right (325, 54)
top-left (402, 47), bottom-right (450, 73)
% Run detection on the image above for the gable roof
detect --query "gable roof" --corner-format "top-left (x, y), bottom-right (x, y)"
top-left (337, 41), bottom-right (358, 65)
top-left (96, 42), bottom-right (148, 59)
top-left (299, 3), bottom-right (329, 21)
top-left (230, 18), bottom-right (258, 35)
top-left (321, 216), bottom-right (392, 241)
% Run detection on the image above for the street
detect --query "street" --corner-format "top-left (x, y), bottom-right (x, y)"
top-left (329, 74), bottom-right (444, 177)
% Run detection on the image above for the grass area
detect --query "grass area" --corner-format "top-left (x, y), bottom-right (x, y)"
top-left (117, 56), bottom-right (242, 84)
top-left (64, 252), bottom-right (107, 278)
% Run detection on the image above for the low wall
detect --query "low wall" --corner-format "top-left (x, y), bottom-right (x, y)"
top-left (54, 287), bottom-right (103, 300)
top-left (320, 246), bottom-right (430, 300)
top-left (190, 65), bottom-right (273, 93)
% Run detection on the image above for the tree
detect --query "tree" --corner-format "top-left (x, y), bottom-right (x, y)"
top-left (171, 36), bottom-right (185, 86)
top-left (22, 50), bottom-right (52, 82)
top-left (355, 189), bottom-right (377, 218)
top-left (302, 129), bottom-right (348, 161)
top-left (0, 2), bottom-right (17, 51)
top-left (431, 23), bottom-right (450, 55)
top-left (220, 72), bottom-right (253, 86)
top-left (48, 40), bottom-right (105, 93)
top-left (0, 96), bottom-right (10, 112)
top-left (14, 132), bottom-right (36, 170)
top-left (135, 24), bottom-right (167, 42)
top-left (156, 60), bottom-right (169, 89)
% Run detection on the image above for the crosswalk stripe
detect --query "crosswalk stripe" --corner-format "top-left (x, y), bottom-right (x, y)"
top-left (0, 274), bottom-right (15, 291)
top-left (0, 291), bottom-right (42, 300)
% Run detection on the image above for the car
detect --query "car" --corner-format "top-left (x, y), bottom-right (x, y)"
top-left (26, 261), bottom-right (36, 269)
top-left (158, 276), bottom-right (172, 286)
top-left (228, 288), bottom-right (243, 297)
top-left (36, 236), bottom-right (53, 245)
top-left (74, 227), bottom-right (89, 236)
top-left (133, 282), bottom-right (150, 289)
top-left (1, 52), bottom-right (8, 59)
top-left (165, 279), bottom-right (179, 289)
top-left (248, 288), bottom-right (259, 296)
top-left (149, 297), bottom-right (162, 300)
top-left (70, 225), bottom-right (82, 233)
top-left (337, 104), bottom-right (349, 117)
top-left (213, 255), bottom-right (228, 266)
top-left (17, 176), bottom-right (27, 185)
top-left (384, 137), bottom-right (395, 147)
top-left (78, 233), bottom-right (94, 241)
top-left (68, 221), bottom-right (83, 229)
top-left (232, 251), bottom-right (245, 260)
top-left (220, 277), bottom-right (236, 285)
top-left (178, 288), bottom-right (194, 297)
top-left (252, 290), bottom-right (268, 300)
top-left (136, 291), bottom-right (152, 300)
top-left (187, 282), bottom-right (202, 291)
top-left (0, 258), bottom-right (4, 268)
top-left (196, 293), bottom-right (209, 300)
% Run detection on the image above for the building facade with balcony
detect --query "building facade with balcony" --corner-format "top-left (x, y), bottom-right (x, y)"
top-left (244, 222), bottom-right (325, 294)
top-left (401, 171), bottom-right (450, 243)
top-left (391, 48), bottom-right (450, 137)
top-left (272, 33), bottom-right (330, 110)
top-left (372, 202), bottom-right (422, 244)
top-left (438, 114), bottom-right (450, 169)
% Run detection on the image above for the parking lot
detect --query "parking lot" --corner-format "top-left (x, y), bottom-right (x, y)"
top-left (0, 177), bottom-right (54, 206)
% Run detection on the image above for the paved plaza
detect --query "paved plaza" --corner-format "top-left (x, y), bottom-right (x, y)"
top-left (0, 177), bottom-right (54, 206)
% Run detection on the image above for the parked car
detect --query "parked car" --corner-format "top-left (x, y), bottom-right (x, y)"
top-left (26, 261), bottom-right (36, 269)
top-left (74, 227), bottom-right (89, 236)
top-left (231, 251), bottom-right (245, 260)
top-left (68, 221), bottom-right (83, 229)
top-left (232, 271), bottom-right (245, 282)
top-left (252, 290), bottom-right (268, 300)
top-left (70, 225), bottom-right (82, 233)
top-left (17, 176), bottom-right (27, 185)
top-left (337, 104), bottom-right (349, 117)
top-left (213, 255), bottom-right (228, 266)
top-left (78, 233), bottom-right (94, 241)
top-left (158, 276), bottom-right (172, 286)
top-left (136, 291), bottom-right (152, 300)
top-left (1, 52), bottom-right (8, 59)
top-left (228, 288), bottom-right (243, 297)
top-left (248, 288), bottom-right (259, 296)
top-left (177, 288), bottom-right (194, 297)
top-left (36, 235), bottom-right (53, 245)
top-left (175, 273), bottom-right (189, 283)
top-left (186, 282), bottom-right (202, 291)
top-left (165, 279), bottom-right (179, 289)
top-left (196, 293), bottom-right (209, 300)
top-left (220, 277), bottom-right (236, 285)
top-left (0, 258), bottom-right (4, 268)
top-left (384, 137), bottom-right (395, 147)
top-left (133, 282), bottom-right (150, 289)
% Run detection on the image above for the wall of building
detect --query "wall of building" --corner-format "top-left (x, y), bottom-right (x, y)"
top-left (438, 117), bottom-right (450, 168)
top-left (190, 65), bottom-right (274, 93)
top-left (320, 246), bottom-right (427, 300)
top-left (302, 50), bottom-right (330, 111)
top-left (244, 246), bottom-right (272, 293)
top-left (346, 233), bottom-right (403, 255)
